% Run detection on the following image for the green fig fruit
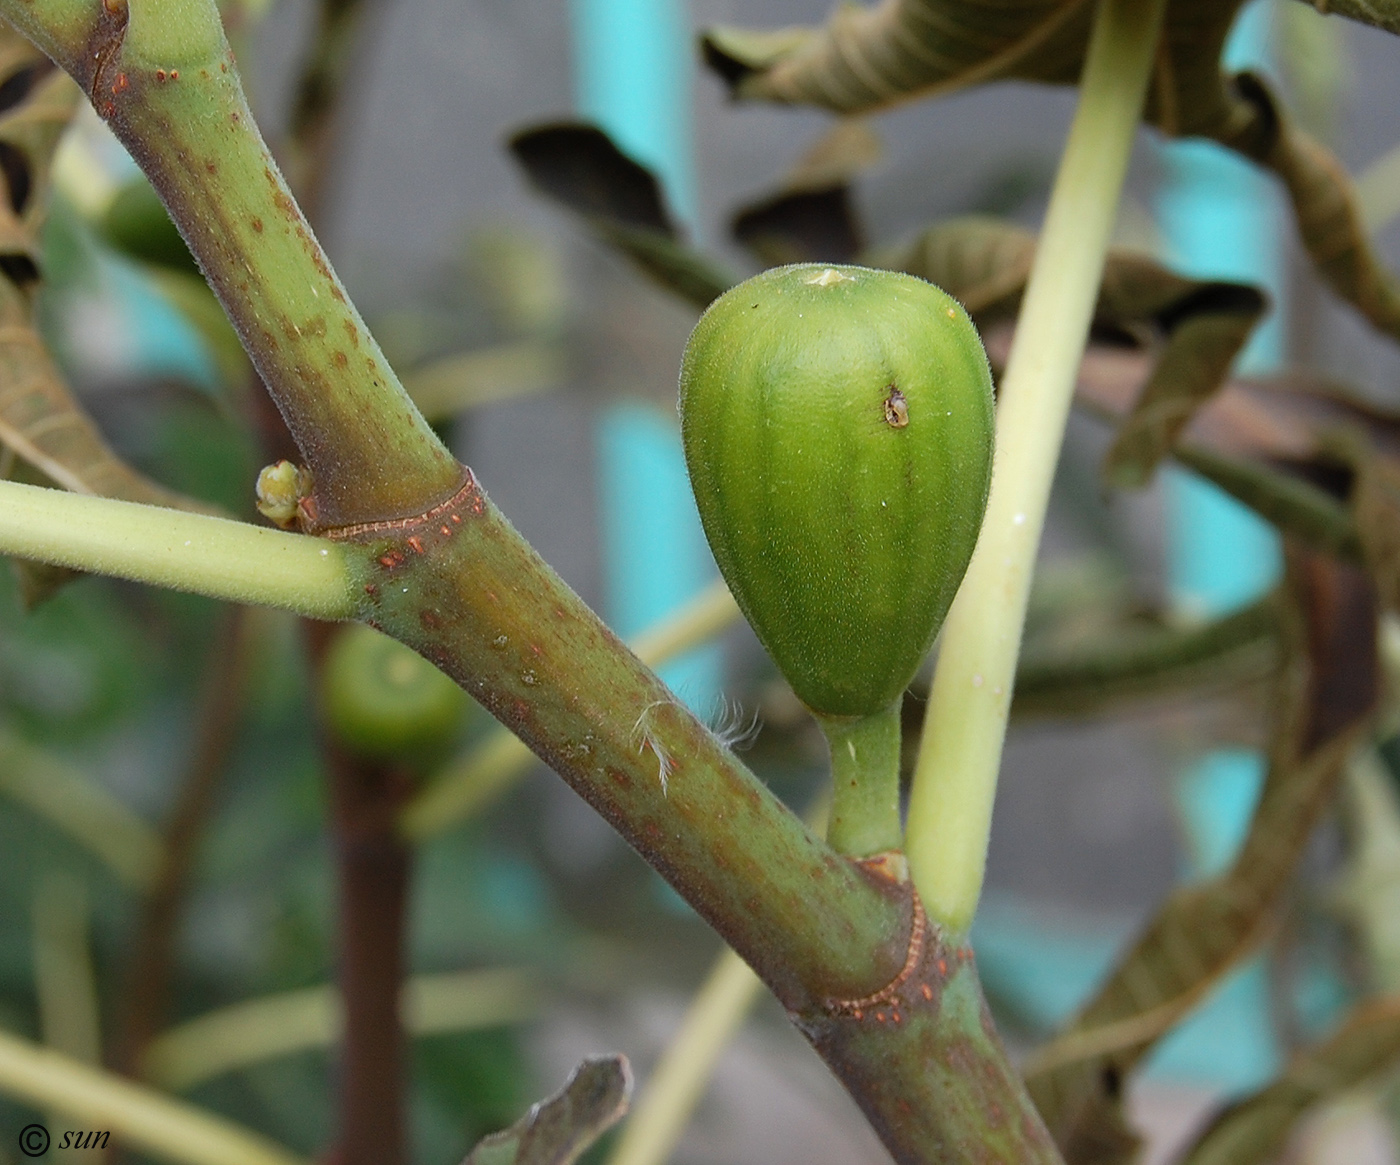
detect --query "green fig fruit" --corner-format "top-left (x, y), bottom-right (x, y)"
top-left (679, 263), bottom-right (994, 718)
top-left (101, 178), bottom-right (199, 274)
top-left (321, 624), bottom-right (469, 761)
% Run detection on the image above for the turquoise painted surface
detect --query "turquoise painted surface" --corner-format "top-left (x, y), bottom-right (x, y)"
top-left (570, 0), bottom-right (696, 227)
top-left (596, 405), bottom-right (721, 712)
top-left (572, 0), bottom-right (720, 715)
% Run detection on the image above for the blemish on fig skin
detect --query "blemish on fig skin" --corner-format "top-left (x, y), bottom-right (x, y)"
top-left (251, 217), bottom-right (263, 233)
top-left (806, 267), bottom-right (854, 287)
top-left (883, 386), bottom-right (909, 429)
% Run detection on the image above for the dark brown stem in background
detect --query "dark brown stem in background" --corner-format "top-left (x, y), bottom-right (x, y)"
top-left (116, 605), bottom-right (253, 1076)
top-left (307, 622), bottom-right (412, 1165)
top-left (284, 20), bottom-right (411, 1157)
top-left (284, 0), bottom-right (380, 224)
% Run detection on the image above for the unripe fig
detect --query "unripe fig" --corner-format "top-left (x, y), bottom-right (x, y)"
top-left (321, 624), bottom-right (468, 761)
top-left (679, 264), bottom-right (994, 717)
top-left (101, 178), bottom-right (198, 274)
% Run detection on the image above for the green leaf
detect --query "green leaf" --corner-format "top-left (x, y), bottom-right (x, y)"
top-left (1178, 995), bottom-right (1400, 1165)
top-left (1024, 553), bottom-right (1380, 1163)
top-left (463, 1055), bottom-right (631, 1165)
top-left (507, 122), bottom-right (736, 309)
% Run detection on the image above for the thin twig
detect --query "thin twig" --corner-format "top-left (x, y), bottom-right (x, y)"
top-left (116, 605), bottom-right (254, 1076)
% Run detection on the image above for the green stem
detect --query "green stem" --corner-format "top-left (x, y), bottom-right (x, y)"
top-left (820, 703), bottom-right (902, 857)
top-left (3, 0), bottom-right (460, 528)
top-left (400, 579), bottom-right (740, 841)
top-left (0, 727), bottom-right (163, 890)
top-left (906, 0), bottom-right (1167, 935)
top-left (1012, 594), bottom-right (1282, 719)
top-left (607, 949), bottom-right (764, 1165)
top-left (1173, 444), bottom-right (1361, 559)
top-left (0, 1028), bottom-right (308, 1165)
top-left (0, 479), bottom-right (360, 618)
top-left (143, 969), bottom-right (539, 1093)
top-left (608, 797), bottom-right (829, 1165)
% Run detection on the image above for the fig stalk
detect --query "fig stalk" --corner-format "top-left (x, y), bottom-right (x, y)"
top-left (906, 0), bottom-right (1169, 935)
top-left (820, 703), bottom-right (902, 857)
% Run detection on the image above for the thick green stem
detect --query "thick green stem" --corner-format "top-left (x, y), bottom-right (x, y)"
top-left (338, 476), bottom-right (1061, 1162)
top-left (400, 579), bottom-right (740, 841)
top-left (906, 0), bottom-right (1167, 935)
top-left (821, 703), bottom-right (902, 857)
top-left (1, 0), bottom-right (459, 528)
top-left (346, 476), bottom-right (906, 1008)
top-left (0, 479), bottom-right (360, 617)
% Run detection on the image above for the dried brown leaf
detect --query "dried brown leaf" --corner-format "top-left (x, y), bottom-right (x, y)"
top-left (886, 217), bottom-right (1265, 482)
top-left (1178, 996), bottom-right (1400, 1165)
top-left (1342, 436), bottom-right (1400, 613)
top-left (508, 122), bottom-right (734, 308)
top-left (702, 3), bottom-right (1400, 353)
top-left (729, 121), bottom-right (880, 266)
top-left (0, 24), bottom-right (197, 514)
top-left (1103, 308), bottom-right (1263, 486)
top-left (463, 1056), bottom-right (631, 1165)
top-left (1024, 552), bottom-right (1379, 1162)
top-left (1297, 0), bottom-right (1400, 35)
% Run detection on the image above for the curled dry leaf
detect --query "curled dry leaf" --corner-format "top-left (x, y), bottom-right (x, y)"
top-left (1178, 995), bottom-right (1400, 1165)
top-left (1024, 551), bottom-right (1379, 1164)
top-left (1068, 341), bottom-right (1400, 562)
top-left (1339, 433), bottom-right (1400, 613)
top-left (886, 217), bottom-right (1265, 485)
top-left (1010, 594), bottom-right (1282, 721)
top-left (1296, 0), bottom-right (1400, 34)
top-left (508, 123), bottom-right (734, 309)
top-left (729, 120), bottom-right (881, 266)
top-left (0, 24), bottom-right (195, 513)
top-left (463, 1055), bottom-right (631, 1165)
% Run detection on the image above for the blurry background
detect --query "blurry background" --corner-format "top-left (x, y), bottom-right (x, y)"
top-left (2, 0), bottom-right (1400, 1162)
